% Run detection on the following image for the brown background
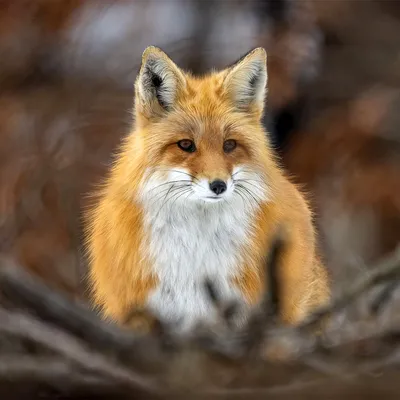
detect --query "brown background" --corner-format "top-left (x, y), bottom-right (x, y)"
top-left (0, 0), bottom-right (399, 300)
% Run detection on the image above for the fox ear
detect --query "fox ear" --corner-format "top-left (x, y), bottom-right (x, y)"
top-left (222, 48), bottom-right (268, 116)
top-left (135, 46), bottom-right (186, 120)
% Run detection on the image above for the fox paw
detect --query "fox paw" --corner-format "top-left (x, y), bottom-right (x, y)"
top-left (123, 307), bottom-right (163, 335)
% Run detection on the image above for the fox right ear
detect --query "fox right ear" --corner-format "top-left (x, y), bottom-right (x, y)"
top-left (222, 48), bottom-right (268, 118)
top-left (135, 46), bottom-right (186, 121)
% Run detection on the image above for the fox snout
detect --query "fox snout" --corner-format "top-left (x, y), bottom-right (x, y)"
top-left (209, 179), bottom-right (227, 195)
top-left (189, 174), bottom-right (234, 203)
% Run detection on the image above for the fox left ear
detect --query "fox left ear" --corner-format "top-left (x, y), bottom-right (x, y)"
top-left (222, 48), bottom-right (268, 116)
top-left (135, 46), bottom-right (186, 122)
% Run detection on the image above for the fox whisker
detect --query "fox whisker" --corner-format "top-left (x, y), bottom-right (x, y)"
top-left (233, 179), bottom-right (263, 191)
top-left (153, 168), bottom-right (199, 183)
top-left (165, 187), bottom-right (193, 211)
top-left (155, 186), bottom-right (193, 216)
top-left (146, 180), bottom-right (193, 193)
top-left (234, 187), bottom-right (253, 209)
top-left (235, 184), bottom-right (262, 208)
top-left (148, 183), bottom-right (191, 202)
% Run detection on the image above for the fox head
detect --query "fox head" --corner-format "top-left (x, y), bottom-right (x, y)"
top-left (128, 46), bottom-right (276, 208)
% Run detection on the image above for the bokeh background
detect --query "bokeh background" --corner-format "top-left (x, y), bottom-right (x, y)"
top-left (0, 0), bottom-right (399, 301)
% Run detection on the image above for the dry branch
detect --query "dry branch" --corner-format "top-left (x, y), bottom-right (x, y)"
top-left (0, 245), bottom-right (400, 399)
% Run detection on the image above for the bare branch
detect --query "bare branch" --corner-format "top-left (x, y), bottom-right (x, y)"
top-left (0, 243), bottom-right (400, 398)
top-left (0, 308), bottom-right (159, 393)
top-left (299, 245), bottom-right (400, 330)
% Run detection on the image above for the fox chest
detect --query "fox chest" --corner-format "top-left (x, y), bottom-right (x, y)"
top-left (142, 204), bottom-right (255, 332)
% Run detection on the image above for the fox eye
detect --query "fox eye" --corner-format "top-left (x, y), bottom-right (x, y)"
top-left (177, 139), bottom-right (196, 153)
top-left (223, 139), bottom-right (237, 153)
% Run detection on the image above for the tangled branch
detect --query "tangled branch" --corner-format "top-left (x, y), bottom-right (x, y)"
top-left (0, 242), bottom-right (400, 399)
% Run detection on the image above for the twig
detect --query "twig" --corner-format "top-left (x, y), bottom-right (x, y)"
top-left (299, 245), bottom-right (400, 330)
top-left (0, 262), bottom-right (161, 359)
top-left (195, 231), bottom-right (286, 359)
top-left (1, 243), bottom-right (400, 398)
top-left (0, 308), bottom-right (159, 393)
top-left (370, 279), bottom-right (400, 314)
top-left (239, 230), bottom-right (285, 355)
top-left (203, 279), bottom-right (240, 329)
top-left (0, 356), bottom-right (105, 387)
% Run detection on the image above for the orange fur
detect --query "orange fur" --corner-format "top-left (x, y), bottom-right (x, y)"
top-left (85, 46), bottom-right (330, 328)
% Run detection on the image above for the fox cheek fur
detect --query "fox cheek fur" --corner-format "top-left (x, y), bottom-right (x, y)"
top-left (85, 46), bottom-right (330, 334)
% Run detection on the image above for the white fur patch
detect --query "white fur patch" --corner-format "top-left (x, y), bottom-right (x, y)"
top-left (138, 166), bottom-right (268, 333)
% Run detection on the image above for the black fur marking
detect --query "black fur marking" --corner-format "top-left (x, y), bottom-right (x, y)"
top-left (151, 73), bottom-right (162, 89)
top-left (233, 68), bottom-right (262, 107)
top-left (150, 71), bottom-right (168, 109)
top-left (226, 51), bottom-right (265, 106)
top-left (248, 67), bottom-right (262, 98)
top-left (143, 61), bottom-right (168, 110)
top-left (249, 74), bottom-right (259, 88)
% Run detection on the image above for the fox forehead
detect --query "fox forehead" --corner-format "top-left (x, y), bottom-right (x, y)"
top-left (179, 72), bottom-right (226, 101)
top-left (161, 98), bottom-right (254, 144)
top-left (170, 74), bottom-right (239, 126)
top-left (164, 113), bottom-right (237, 143)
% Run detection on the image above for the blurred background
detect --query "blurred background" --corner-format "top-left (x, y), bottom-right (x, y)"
top-left (0, 0), bottom-right (399, 301)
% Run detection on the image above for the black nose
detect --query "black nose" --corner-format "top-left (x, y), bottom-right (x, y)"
top-left (209, 180), bottom-right (227, 195)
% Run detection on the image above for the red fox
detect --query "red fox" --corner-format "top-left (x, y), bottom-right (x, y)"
top-left (85, 46), bottom-right (330, 333)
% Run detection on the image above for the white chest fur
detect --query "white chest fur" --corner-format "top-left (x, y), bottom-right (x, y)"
top-left (139, 167), bottom-right (267, 333)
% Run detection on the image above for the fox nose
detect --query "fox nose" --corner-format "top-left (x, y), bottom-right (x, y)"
top-left (209, 180), bottom-right (227, 195)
